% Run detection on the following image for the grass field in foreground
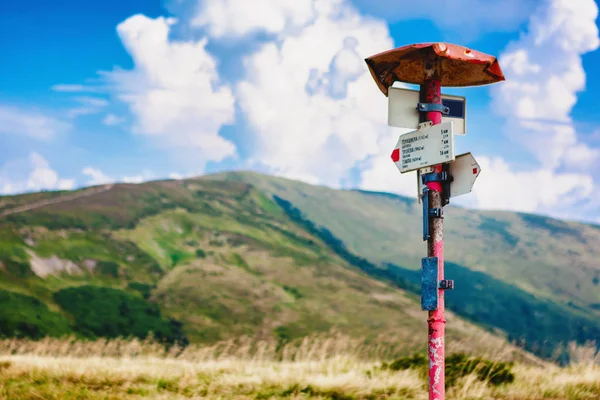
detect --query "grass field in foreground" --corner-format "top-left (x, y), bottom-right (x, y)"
top-left (0, 336), bottom-right (597, 399)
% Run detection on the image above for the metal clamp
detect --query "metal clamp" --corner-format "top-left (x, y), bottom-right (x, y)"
top-left (421, 165), bottom-right (453, 206)
top-left (421, 171), bottom-right (449, 185)
top-left (417, 103), bottom-right (450, 115)
top-left (439, 280), bottom-right (455, 290)
top-left (429, 208), bottom-right (443, 218)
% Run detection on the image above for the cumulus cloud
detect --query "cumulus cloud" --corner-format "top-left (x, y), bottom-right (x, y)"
top-left (192, 0), bottom-right (315, 37)
top-left (471, 0), bottom-right (600, 216)
top-left (82, 167), bottom-right (114, 186)
top-left (215, 0), bottom-right (394, 186)
top-left (0, 153), bottom-right (75, 195)
top-left (464, 156), bottom-right (594, 213)
top-left (492, 0), bottom-right (599, 168)
top-left (105, 14), bottom-right (236, 168)
top-left (0, 105), bottom-right (70, 139)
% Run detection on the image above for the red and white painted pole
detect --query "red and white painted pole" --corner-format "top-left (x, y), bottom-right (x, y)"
top-left (365, 42), bottom-right (505, 400)
top-left (420, 78), bottom-right (446, 400)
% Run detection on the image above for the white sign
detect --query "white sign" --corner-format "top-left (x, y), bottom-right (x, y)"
top-left (449, 152), bottom-right (481, 198)
top-left (416, 152), bottom-right (481, 202)
top-left (392, 121), bottom-right (455, 174)
top-left (388, 86), bottom-right (466, 135)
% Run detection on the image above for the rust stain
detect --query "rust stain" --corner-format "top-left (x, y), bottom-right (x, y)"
top-left (364, 42), bottom-right (505, 96)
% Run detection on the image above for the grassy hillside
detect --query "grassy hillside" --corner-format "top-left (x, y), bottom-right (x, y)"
top-left (206, 171), bottom-right (600, 358)
top-left (0, 178), bottom-right (514, 359)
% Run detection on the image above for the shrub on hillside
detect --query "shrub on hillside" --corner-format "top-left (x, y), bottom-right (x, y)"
top-left (97, 260), bottom-right (119, 277)
top-left (0, 289), bottom-right (71, 339)
top-left (54, 285), bottom-right (188, 345)
top-left (195, 249), bottom-right (206, 258)
top-left (127, 282), bottom-right (156, 299)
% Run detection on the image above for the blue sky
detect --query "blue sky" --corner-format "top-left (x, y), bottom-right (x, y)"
top-left (1, 0), bottom-right (599, 223)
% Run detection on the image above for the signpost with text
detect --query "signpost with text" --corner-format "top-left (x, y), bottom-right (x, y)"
top-left (365, 43), bottom-right (505, 400)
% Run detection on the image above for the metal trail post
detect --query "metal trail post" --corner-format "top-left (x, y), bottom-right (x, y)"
top-left (420, 78), bottom-right (446, 400)
top-left (364, 42), bottom-right (505, 400)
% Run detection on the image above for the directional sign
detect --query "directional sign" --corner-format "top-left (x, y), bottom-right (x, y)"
top-left (416, 152), bottom-right (481, 202)
top-left (388, 86), bottom-right (466, 135)
top-left (448, 152), bottom-right (481, 197)
top-left (391, 121), bottom-right (455, 174)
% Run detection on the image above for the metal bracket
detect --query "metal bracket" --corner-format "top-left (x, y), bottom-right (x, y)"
top-left (439, 280), bottom-right (455, 290)
top-left (430, 208), bottom-right (443, 218)
top-left (421, 165), bottom-right (453, 206)
top-left (421, 171), bottom-right (449, 185)
top-left (421, 257), bottom-right (439, 311)
top-left (417, 121), bottom-right (433, 130)
top-left (417, 103), bottom-right (450, 115)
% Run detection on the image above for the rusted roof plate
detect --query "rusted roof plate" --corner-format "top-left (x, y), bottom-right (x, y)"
top-left (365, 42), bottom-right (505, 96)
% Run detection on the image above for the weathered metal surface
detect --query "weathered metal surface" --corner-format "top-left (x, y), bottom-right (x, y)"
top-left (421, 257), bottom-right (439, 311)
top-left (427, 188), bottom-right (445, 400)
top-left (365, 42), bottom-right (505, 96)
top-left (421, 78), bottom-right (446, 400)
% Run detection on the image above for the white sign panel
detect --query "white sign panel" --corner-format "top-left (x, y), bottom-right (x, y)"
top-left (392, 121), bottom-right (455, 174)
top-left (449, 152), bottom-right (481, 198)
top-left (388, 86), bottom-right (466, 135)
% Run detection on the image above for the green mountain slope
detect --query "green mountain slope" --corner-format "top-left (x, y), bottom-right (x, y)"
top-left (206, 171), bottom-right (600, 358)
top-left (0, 178), bottom-right (514, 358)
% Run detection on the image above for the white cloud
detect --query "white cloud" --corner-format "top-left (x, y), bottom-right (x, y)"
top-left (105, 14), bottom-right (236, 168)
top-left (491, 0), bottom-right (600, 170)
top-left (103, 114), bottom-right (125, 126)
top-left (191, 0), bottom-right (315, 37)
top-left (51, 84), bottom-right (89, 92)
top-left (66, 96), bottom-right (110, 119)
top-left (169, 172), bottom-right (183, 180)
top-left (75, 97), bottom-right (109, 107)
top-left (82, 167), bottom-right (114, 186)
top-left (0, 153), bottom-right (75, 195)
top-left (82, 167), bottom-right (156, 186)
top-left (122, 176), bottom-right (144, 184)
top-left (228, 0), bottom-right (393, 186)
top-left (463, 156), bottom-right (594, 213)
top-left (0, 105), bottom-right (70, 140)
top-left (451, 0), bottom-right (600, 217)
top-left (358, 134), bottom-right (418, 198)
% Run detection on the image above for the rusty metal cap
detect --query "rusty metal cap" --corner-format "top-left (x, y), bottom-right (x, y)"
top-left (365, 42), bottom-right (505, 96)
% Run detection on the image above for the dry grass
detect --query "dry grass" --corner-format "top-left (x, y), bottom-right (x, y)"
top-left (0, 336), bottom-right (596, 399)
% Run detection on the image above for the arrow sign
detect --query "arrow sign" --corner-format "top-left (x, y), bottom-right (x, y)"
top-left (391, 121), bottom-right (455, 174)
top-left (448, 152), bottom-right (481, 198)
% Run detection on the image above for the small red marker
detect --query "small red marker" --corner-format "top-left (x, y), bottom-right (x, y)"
top-left (391, 148), bottom-right (400, 162)
top-left (472, 168), bottom-right (478, 174)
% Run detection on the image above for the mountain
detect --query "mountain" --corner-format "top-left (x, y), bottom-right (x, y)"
top-left (0, 176), bottom-right (510, 357)
top-left (205, 171), bottom-right (600, 359)
top-left (0, 171), bottom-right (597, 361)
